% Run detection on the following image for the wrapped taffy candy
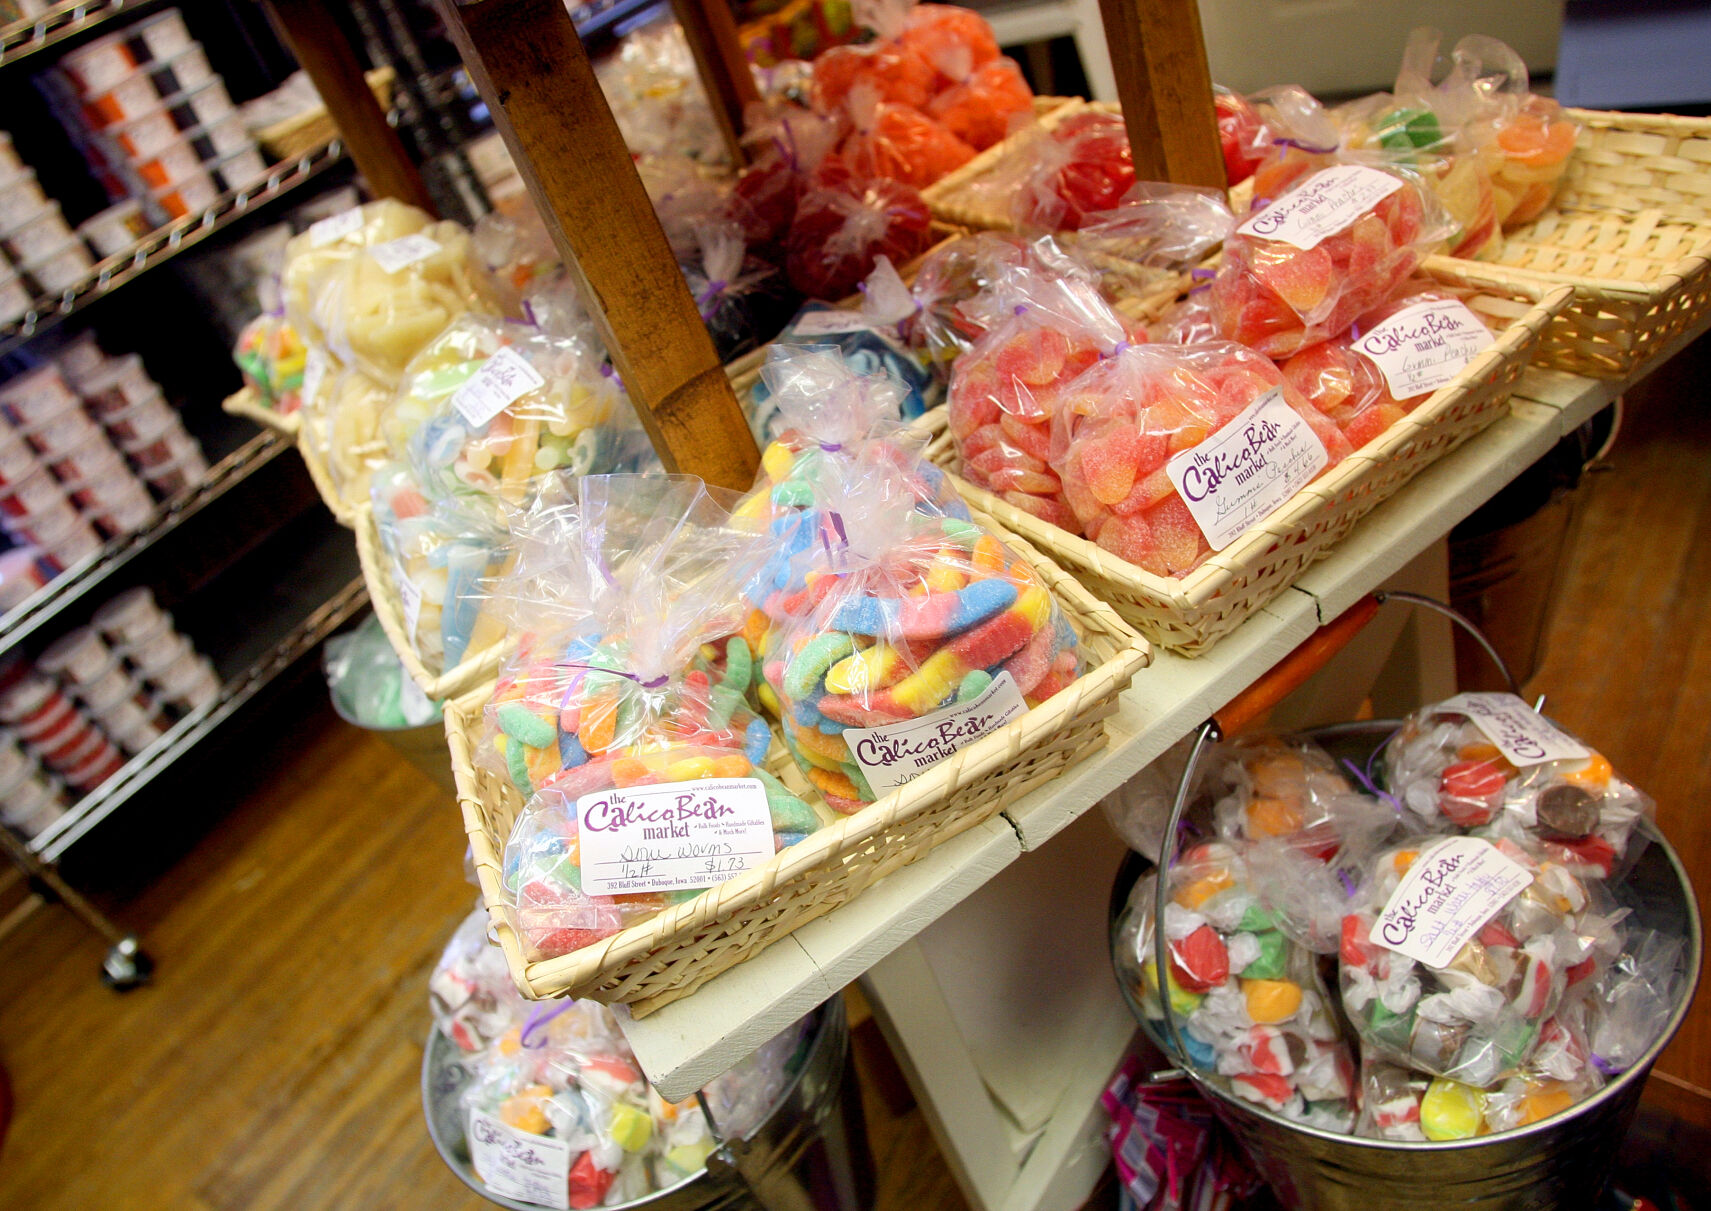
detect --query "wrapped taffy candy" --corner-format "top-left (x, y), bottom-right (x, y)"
top-left (740, 347), bottom-right (1083, 814)
top-left (1382, 693), bottom-right (1653, 878)
top-left (1115, 849), bottom-right (1359, 1131)
top-left (680, 220), bottom-right (798, 360)
top-left (232, 312), bottom-right (306, 415)
top-left (1211, 161), bottom-right (1447, 358)
top-left (1280, 286), bottom-right (1497, 447)
top-left (379, 314), bottom-right (646, 518)
top-left (1004, 110), bottom-right (1136, 232)
top-left (837, 87), bottom-right (975, 189)
top-left (308, 221), bottom-right (489, 387)
top-left (486, 475), bottom-right (821, 961)
top-left (280, 198), bottom-right (438, 343)
top-left (946, 264), bottom-right (1134, 531)
top-left (1051, 342), bottom-right (1351, 576)
top-left (785, 162), bottom-right (934, 299)
top-left (1338, 834), bottom-right (1625, 1088)
top-left (431, 908), bottom-right (525, 1053)
top-left (370, 461), bottom-right (509, 680)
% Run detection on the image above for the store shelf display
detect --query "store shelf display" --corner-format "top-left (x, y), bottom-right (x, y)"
top-left (0, 0), bottom-right (148, 70)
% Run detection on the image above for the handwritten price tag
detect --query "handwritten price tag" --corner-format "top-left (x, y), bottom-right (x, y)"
top-left (1373, 837), bottom-right (1531, 968)
top-left (307, 207), bottom-right (363, 247)
top-left (368, 233), bottom-right (441, 274)
top-left (394, 560), bottom-right (423, 636)
top-left (1237, 164), bottom-right (1404, 250)
top-left (1166, 387), bottom-right (1327, 550)
top-left (466, 1110), bottom-right (572, 1209)
top-left (845, 672), bottom-right (1027, 797)
top-left (451, 346), bottom-right (547, 428)
top-left (1441, 692), bottom-right (1590, 768)
top-left (788, 309), bottom-right (873, 337)
top-left (1357, 299), bottom-right (1494, 400)
top-left (577, 778), bottom-right (775, 896)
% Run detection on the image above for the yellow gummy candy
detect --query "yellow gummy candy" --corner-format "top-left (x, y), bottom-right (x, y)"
top-left (825, 644), bottom-right (906, 696)
top-left (762, 441), bottom-right (796, 483)
top-left (664, 756), bottom-right (717, 782)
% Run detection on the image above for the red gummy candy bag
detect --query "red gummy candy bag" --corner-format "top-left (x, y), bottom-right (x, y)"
top-left (947, 266), bottom-right (1134, 530)
top-left (726, 105), bottom-right (844, 250)
top-left (812, 40), bottom-right (938, 112)
top-left (786, 167), bottom-right (934, 300)
top-left (896, 3), bottom-right (1000, 86)
top-left (1211, 163), bottom-right (1448, 358)
top-left (1011, 110), bottom-right (1136, 231)
top-left (1281, 288), bottom-right (1495, 448)
top-left (1215, 86), bottom-right (1269, 186)
top-left (839, 87), bottom-right (976, 188)
top-left (1051, 342), bottom-right (1352, 577)
top-left (926, 56), bottom-right (1035, 152)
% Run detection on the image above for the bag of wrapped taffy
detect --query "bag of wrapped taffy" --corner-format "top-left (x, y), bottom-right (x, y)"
top-left (737, 345), bottom-right (1086, 815)
top-left (483, 474), bottom-right (825, 963)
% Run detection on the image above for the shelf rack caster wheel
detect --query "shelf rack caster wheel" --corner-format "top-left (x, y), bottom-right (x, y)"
top-left (100, 936), bottom-right (153, 991)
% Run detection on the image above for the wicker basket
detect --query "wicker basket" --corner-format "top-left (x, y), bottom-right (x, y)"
top-left (257, 68), bottom-right (395, 161)
top-left (294, 424), bottom-right (376, 529)
top-left (918, 285), bottom-right (1573, 655)
top-left (221, 385), bottom-right (300, 438)
top-left (448, 508), bottom-right (1152, 1014)
top-left (351, 500), bottom-right (513, 702)
top-left (1420, 110), bottom-right (1711, 379)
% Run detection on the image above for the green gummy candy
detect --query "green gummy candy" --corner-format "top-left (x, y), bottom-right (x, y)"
top-left (784, 633), bottom-right (853, 700)
top-left (1237, 902), bottom-right (1277, 933)
top-left (505, 738), bottom-right (535, 799)
top-left (1240, 930), bottom-right (1288, 980)
top-left (753, 768), bottom-right (819, 834)
top-left (845, 763), bottom-right (874, 800)
top-left (771, 481), bottom-right (815, 508)
top-left (708, 681), bottom-right (746, 730)
top-left (940, 518), bottom-right (981, 547)
top-left (548, 852), bottom-right (583, 893)
top-left (496, 701), bottom-right (556, 749)
top-left (721, 637), bottom-right (754, 695)
top-left (956, 670), bottom-right (992, 703)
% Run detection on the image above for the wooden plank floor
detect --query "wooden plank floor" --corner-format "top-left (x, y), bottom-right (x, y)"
top-left (0, 701), bottom-right (970, 1210)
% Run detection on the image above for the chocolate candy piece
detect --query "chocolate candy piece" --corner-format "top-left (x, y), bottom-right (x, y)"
top-left (1536, 783), bottom-right (1599, 840)
top-left (1410, 1015), bottom-right (1469, 1070)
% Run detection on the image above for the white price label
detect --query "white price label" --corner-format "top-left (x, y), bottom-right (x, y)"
top-left (577, 778), bottom-right (775, 896)
top-left (307, 207), bottom-right (363, 247)
top-left (1356, 299), bottom-right (1494, 400)
top-left (300, 347), bottom-right (328, 405)
top-left (395, 561), bottom-right (423, 636)
top-left (1166, 387), bottom-right (1328, 550)
top-left (1237, 165), bottom-right (1405, 250)
top-left (451, 346), bottom-right (547, 428)
top-left (1373, 836), bottom-right (1532, 968)
top-left (788, 309), bottom-right (872, 337)
top-left (845, 671), bottom-right (1028, 797)
top-left (368, 233), bottom-right (441, 273)
top-left (1441, 692), bottom-right (1591, 769)
top-left (466, 1110), bottom-right (572, 1210)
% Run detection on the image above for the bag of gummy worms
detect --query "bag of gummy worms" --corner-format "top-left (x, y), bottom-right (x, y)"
top-left (481, 474), bottom-right (823, 963)
top-left (736, 345), bottom-right (1086, 816)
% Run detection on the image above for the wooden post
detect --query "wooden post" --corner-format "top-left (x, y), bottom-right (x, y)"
top-left (1094, 0), bottom-right (1225, 189)
top-left (437, 0), bottom-right (761, 491)
top-left (670, 0), bottom-right (760, 167)
top-left (264, 0), bottom-right (437, 213)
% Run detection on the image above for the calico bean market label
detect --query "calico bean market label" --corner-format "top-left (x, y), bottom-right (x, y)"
top-left (1166, 387), bottom-right (1327, 551)
top-left (368, 233), bottom-right (442, 274)
top-left (466, 1110), bottom-right (572, 1209)
top-left (845, 671), bottom-right (1028, 798)
top-left (307, 207), bottom-right (363, 247)
top-left (451, 346), bottom-right (546, 427)
top-left (577, 777), bottom-right (776, 896)
top-left (1357, 298), bottom-right (1494, 399)
top-left (1442, 692), bottom-right (1591, 768)
top-left (1373, 836), bottom-right (1532, 968)
top-left (1237, 164), bottom-right (1404, 250)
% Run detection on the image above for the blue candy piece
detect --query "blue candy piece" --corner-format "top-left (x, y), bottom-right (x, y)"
top-left (559, 730), bottom-right (589, 769)
top-left (438, 541), bottom-right (493, 666)
top-left (792, 694), bottom-right (828, 729)
top-left (1182, 1030), bottom-right (1217, 1070)
top-left (775, 831), bottom-right (810, 849)
top-left (744, 717), bottom-right (772, 764)
top-left (830, 577), bottom-right (1017, 638)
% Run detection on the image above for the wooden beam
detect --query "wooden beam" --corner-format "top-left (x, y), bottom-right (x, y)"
top-left (669, 0), bottom-right (759, 166)
top-left (1095, 0), bottom-right (1226, 189)
top-left (436, 0), bottom-right (761, 491)
top-left (264, 0), bottom-right (437, 213)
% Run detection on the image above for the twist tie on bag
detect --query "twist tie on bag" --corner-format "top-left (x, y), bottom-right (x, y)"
top-left (696, 279), bottom-right (728, 315)
top-left (1271, 136), bottom-right (1339, 155)
top-left (1187, 267), bottom-right (1216, 296)
top-left (559, 661), bottom-right (672, 691)
top-left (520, 1000), bottom-right (578, 1048)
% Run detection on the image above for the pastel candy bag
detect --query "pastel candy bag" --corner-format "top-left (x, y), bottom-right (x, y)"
top-left (947, 263), bottom-right (1133, 531)
top-left (430, 907), bottom-right (525, 1053)
top-left (485, 475), bottom-right (821, 962)
top-left (1211, 161), bottom-right (1450, 358)
top-left (467, 207), bottom-right (563, 321)
top-left (1381, 694), bottom-right (1654, 879)
top-left (1050, 341), bottom-right (1351, 576)
top-left (231, 311), bottom-right (305, 414)
top-left (785, 160), bottom-right (934, 300)
top-left (1115, 847), bottom-right (1359, 1132)
top-left (1338, 834), bottom-right (1625, 1089)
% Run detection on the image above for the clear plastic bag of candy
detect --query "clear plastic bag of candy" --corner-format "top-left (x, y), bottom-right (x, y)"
top-left (785, 162), bottom-right (934, 300)
top-left (1216, 86), bottom-right (1271, 187)
top-left (946, 262), bottom-right (1134, 531)
top-left (837, 86), bottom-right (975, 190)
top-left (679, 219), bottom-right (799, 360)
top-left (484, 474), bottom-right (822, 962)
top-left (1211, 160), bottom-right (1450, 358)
top-left (924, 56), bottom-right (1033, 152)
top-left (1051, 341), bottom-right (1351, 576)
top-left (431, 907), bottom-right (525, 1053)
top-left (467, 207), bottom-right (563, 320)
top-left (378, 313), bottom-right (650, 520)
top-left (1115, 846), bottom-right (1359, 1131)
top-left (1338, 833), bottom-right (1626, 1088)
top-left (232, 311), bottom-right (306, 415)
top-left (1100, 733), bottom-right (1200, 863)
top-left (596, 16), bottom-right (726, 165)
top-left (739, 345), bottom-right (1085, 815)
top-left (1071, 182), bottom-right (1235, 271)
top-left (1243, 85), bottom-right (1345, 202)
top-left (301, 361), bottom-right (392, 504)
top-left (1280, 285), bottom-right (1498, 447)
top-left (726, 104), bottom-right (845, 251)
top-left (1001, 109), bottom-right (1136, 232)
top-left (1585, 927), bottom-right (1687, 1076)
top-left (281, 198), bottom-right (439, 345)
top-left (1381, 693), bottom-right (1654, 878)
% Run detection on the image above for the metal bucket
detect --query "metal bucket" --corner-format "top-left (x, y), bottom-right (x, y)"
top-left (1108, 721), bottom-right (1702, 1211)
top-left (422, 996), bottom-right (873, 1211)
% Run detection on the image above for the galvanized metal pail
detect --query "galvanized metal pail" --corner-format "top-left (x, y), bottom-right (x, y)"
top-left (1109, 722), bottom-right (1702, 1211)
top-left (423, 996), bottom-right (872, 1211)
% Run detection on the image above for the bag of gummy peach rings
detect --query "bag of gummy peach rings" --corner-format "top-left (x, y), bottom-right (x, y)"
top-left (738, 345), bottom-right (1086, 815)
top-left (483, 474), bottom-right (823, 963)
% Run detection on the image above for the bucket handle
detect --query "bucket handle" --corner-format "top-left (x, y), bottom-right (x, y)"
top-left (1150, 591), bottom-right (1518, 1069)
